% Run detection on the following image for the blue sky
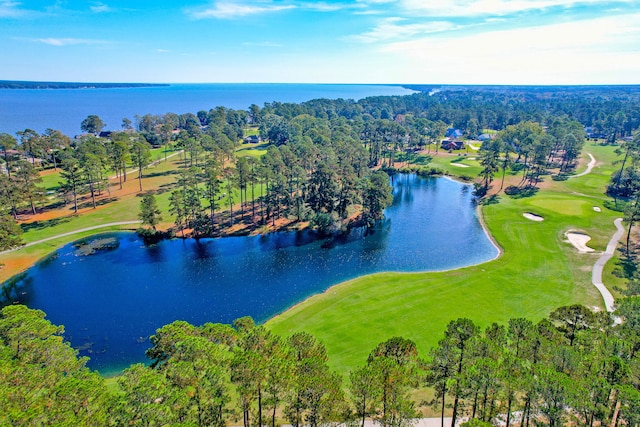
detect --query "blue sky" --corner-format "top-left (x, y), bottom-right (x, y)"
top-left (1, 0), bottom-right (639, 84)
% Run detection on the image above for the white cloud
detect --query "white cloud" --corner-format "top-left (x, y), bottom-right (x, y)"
top-left (301, 2), bottom-right (363, 12)
top-left (187, 1), bottom-right (295, 19)
top-left (356, 0), bottom-right (396, 4)
top-left (186, 1), bottom-right (364, 18)
top-left (348, 17), bottom-right (459, 43)
top-left (396, 0), bottom-right (632, 17)
top-left (90, 2), bottom-right (112, 13)
top-left (26, 37), bottom-right (109, 46)
top-left (0, 0), bottom-right (27, 17)
top-left (380, 13), bottom-right (640, 83)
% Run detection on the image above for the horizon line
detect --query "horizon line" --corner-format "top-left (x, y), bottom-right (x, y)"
top-left (2, 80), bottom-right (640, 87)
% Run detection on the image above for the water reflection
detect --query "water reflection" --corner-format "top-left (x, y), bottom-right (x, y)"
top-left (3, 174), bottom-right (498, 374)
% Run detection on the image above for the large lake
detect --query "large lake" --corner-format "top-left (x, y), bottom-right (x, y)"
top-left (3, 175), bottom-right (498, 374)
top-left (0, 83), bottom-right (414, 136)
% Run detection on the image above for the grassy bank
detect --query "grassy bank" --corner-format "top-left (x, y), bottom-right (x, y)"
top-left (1, 142), bottom-right (626, 381)
top-left (267, 142), bottom-right (623, 376)
top-left (0, 149), bottom-right (267, 283)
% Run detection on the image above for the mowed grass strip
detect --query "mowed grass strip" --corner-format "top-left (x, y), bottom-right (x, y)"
top-left (1, 147), bottom-right (268, 283)
top-left (268, 144), bottom-right (623, 376)
top-left (0, 155), bottom-right (183, 282)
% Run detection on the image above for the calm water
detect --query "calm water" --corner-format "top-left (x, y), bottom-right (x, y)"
top-left (4, 175), bottom-right (498, 374)
top-left (0, 83), bottom-right (414, 136)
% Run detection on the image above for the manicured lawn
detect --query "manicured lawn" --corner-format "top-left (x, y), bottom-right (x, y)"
top-left (236, 142), bottom-right (268, 159)
top-left (427, 151), bottom-right (482, 177)
top-left (0, 145), bottom-right (268, 283)
top-left (1, 141), bottom-right (628, 382)
top-left (267, 143), bottom-right (624, 376)
top-left (39, 169), bottom-right (62, 192)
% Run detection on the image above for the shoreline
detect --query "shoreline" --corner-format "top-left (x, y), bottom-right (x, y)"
top-left (267, 198), bottom-right (503, 325)
top-left (2, 172), bottom-right (500, 283)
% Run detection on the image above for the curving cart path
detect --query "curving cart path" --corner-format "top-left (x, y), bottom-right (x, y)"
top-left (564, 152), bottom-right (620, 313)
top-left (570, 152), bottom-right (596, 178)
top-left (591, 218), bottom-right (624, 312)
top-left (0, 221), bottom-right (142, 255)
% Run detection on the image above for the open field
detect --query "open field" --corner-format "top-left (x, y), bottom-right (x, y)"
top-left (267, 142), bottom-right (624, 376)
top-left (1, 141), bottom-right (628, 380)
top-left (1, 148), bottom-right (267, 283)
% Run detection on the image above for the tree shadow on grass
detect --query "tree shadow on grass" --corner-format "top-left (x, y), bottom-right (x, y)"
top-left (20, 217), bottom-right (72, 233)
top-left (618, 255), bottom-right (637, 280)
top-left (504, 185), bottom-right (539, 199)
top-left (76, 197), bottom-right (119, 210)
top-left (613, 249), bottom-right (640, 296)
top-left (144, 169), bottom-right (180, 179)
top-left (481, 194), bottom-right (501, 205)
top-left (413, 155), bottom-right (433, 165)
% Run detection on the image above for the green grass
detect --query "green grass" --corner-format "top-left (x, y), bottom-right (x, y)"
top-left (1, 145), bottom-right (270, 283)
top-left (244, 127), bottom-right (260, 137)
top-left (36, 147), bottom-right (174, 194)
top-left (150, 146), bottom-right (177, 162)
top-left (427, 152), bottom-right (482, 177)
top-left (39, 170), bottom-right (62, 192)
top-left (236, 142), bottom-right (268, 159)
top-left (2, 142), bottom-right (628, 381)
top-left (268, 143), bottom-right (624, 376)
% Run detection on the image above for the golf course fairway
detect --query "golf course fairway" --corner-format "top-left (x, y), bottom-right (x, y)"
top-left (267, 143), bottom-right (625, 376)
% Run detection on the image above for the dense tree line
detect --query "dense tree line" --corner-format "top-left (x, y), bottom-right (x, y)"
top-left (163, 109), bottom-right (395, 237)
top-left (475, 118), bottom-right (586, 194)
top-left (2, 86), bottom-right (639, 243)
top-left (257, 86), bottom-right (640, 143)
top-left (605, 128), bottom-right (640, 292)
top-left (3, 302), bottom-right (640, 426)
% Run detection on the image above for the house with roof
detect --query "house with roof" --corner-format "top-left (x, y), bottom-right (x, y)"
top-left (441, 140), bottom-right (465, 151)
top-left (445, 128), bottom-right (463, 139)
top-left (244, 135), bottom-right (261, 144)
top-left (584, 126), bottom-right (606, 139)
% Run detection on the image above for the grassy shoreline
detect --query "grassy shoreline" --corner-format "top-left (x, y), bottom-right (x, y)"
top-left (1, 143), bottom-right (626, 379)
top-left (267, 143), bottom-right (624, 376)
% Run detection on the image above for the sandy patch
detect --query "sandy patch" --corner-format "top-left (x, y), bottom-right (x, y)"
top-left (523, 212), bottom-right (543, 221)
top-left (565, 231), bottom-right (595, 253)
top-left (593, 206), bottom-right (601, 212)
top-left (451, 163), bottom-right (470, 168)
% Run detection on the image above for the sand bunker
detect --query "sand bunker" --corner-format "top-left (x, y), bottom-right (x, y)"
top-left (593, 206), bottom-right (601, 212)
top-left (451, 163), bottom-right (470, 168)
top-left (523, 212), bottom-right (544, 221)
top-left (565, 231), bottom-right (595, 253)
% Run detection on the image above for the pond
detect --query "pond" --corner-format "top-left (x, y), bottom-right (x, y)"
top-left (3, 174), bottom-right (498, 375)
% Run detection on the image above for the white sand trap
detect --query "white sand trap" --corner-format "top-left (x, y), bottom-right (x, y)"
top-left (451, 163), bottom-right (470, 168)
top-left (566, 231), bottom-right (595, 253)
top-left (523, 212), bottom-right (544, 221)
top-left (593, 206), bottom-right (601, 212)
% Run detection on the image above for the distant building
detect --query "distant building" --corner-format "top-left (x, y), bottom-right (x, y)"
top-left (445, 128), bottom-right (463, 138)
top-left (244, 135), bottom-right (261, 144)
top-left (477, 133), bottom-right (494, 141)
top-left (441, 140), bottom-right (465, 150)
top-left (584, 126), bottom-right (606, 139)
